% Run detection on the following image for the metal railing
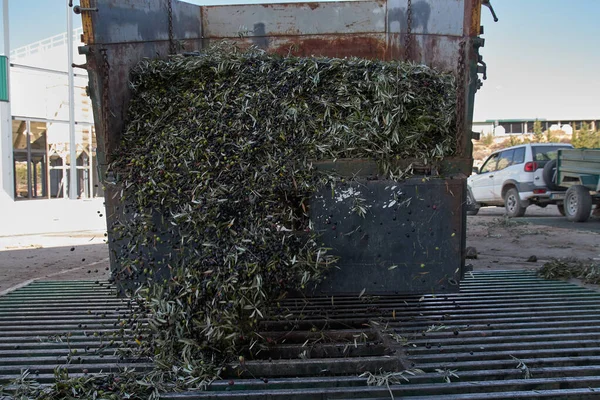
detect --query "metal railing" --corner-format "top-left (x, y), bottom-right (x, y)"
top-left (10, 27), bottom-right (84, 61)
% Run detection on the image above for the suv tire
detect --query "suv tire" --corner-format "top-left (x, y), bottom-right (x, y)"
top-left (564, 185), bottom-right (592, 222)
top-left (504, 188), bottom-right (526, 218)
top-left (466, 189), bottom-right (480, 216)
top-left (543, 159), bottom-right (565, 191)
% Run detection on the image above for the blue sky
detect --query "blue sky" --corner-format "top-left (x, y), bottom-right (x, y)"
top-left (2, 0), bottom-right (599, 121)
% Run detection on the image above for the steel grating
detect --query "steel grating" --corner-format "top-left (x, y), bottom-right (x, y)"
top-left (2, 271), bottom-right (600, 399)
top-left (0, 280), bottom-right (151, 385)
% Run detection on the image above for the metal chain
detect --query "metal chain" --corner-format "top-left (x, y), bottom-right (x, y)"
top-left (455, 40), bottom-right (467, 154)
top-left (168, 0), bottom-right (176, 55)
top-left (101, 49), bottom-right (111, 152)
top-left (404, 0), bottom-right (413, 60)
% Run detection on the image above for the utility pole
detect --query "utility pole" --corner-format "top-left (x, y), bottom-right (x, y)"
top-left (0, 0), bottom-right (14, 201)
top-left (67, 1), bottom-right (77, 199)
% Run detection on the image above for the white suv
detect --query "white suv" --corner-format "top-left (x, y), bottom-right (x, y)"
top-left (467, 143), bottom-right (573, 217)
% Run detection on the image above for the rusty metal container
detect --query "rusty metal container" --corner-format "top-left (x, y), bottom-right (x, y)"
top-left (79, 0), bottom-right (486, 295)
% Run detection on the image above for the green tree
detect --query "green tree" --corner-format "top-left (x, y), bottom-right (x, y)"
top-left (482, 132), bottom-right (494, 146)
top-left (508, 135), bottom-right (521, 147)
top-left (533, 120), bottom-right (544, 142)
top-left (546, 129), bottom-right (558, 143)
top-left (572, 122), bottom-right (599, 148)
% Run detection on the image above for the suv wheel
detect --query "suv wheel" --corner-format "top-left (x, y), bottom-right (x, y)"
top-left (543, 159), bottom-right (565, 191)
top-left (564, 185), bottom-right (592, 222)
top-left (504, 188), bottom-right (526, 218)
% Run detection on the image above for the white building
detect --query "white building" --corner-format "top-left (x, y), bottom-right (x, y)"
top-left (1, 27), bottom-right (100, 202)
top-left (0, 1), bottom-right (106, 236)
top-left (472, 118), bottom-right (597, 137)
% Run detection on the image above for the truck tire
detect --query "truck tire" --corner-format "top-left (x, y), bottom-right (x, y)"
top-left (466, 189), bottom-right (480, 216)
top-left (564, 185), bottom-right (592, 222)
top-left (504, 188), bottom-right (526, 218)
top-left (543, 159), bottom-right (564, 191)
top-left (557, 204), bottom-right (566, 216)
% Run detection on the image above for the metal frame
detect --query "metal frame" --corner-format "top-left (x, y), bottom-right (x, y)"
top-left (0, 0), bottom-right (13, 201)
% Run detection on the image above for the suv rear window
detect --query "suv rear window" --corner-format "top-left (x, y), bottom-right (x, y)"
top-left (532, 145), bottom-right (572, 167)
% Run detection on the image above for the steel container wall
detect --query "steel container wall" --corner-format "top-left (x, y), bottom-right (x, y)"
top-left (79, 0), bottom-right (482, 295)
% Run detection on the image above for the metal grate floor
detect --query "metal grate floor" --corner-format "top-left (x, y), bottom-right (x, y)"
top-left (2, 271), bottom-right (600, 399)
top-left (0, 280), bottom-right (151, 385)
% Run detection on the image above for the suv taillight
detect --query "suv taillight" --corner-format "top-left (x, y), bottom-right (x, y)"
top-left (524, 162), bottom-right (537, 172)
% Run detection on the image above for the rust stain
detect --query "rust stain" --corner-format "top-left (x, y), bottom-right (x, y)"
top-left (469, 0), bottom-right (482, 37)
top-left (385, 33), bottom-right (458, 73)
top-left (261, 2), bottom-right (318, 10)
top-left (270, 35), bottom-right (389, 61)
top-left (79, 0), bottom-right (94, 44)
top-left (421, 34), bottom-right (441, 68)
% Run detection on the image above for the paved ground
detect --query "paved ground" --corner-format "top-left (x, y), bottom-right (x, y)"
top-left (0, 197), bottom-right (110, 295)
top-left (0, 232), bottom-right (109, 296)
top-left (477, 204), bottom-right (600, 233)
top-left (466, 204), bottom-right (600, 272)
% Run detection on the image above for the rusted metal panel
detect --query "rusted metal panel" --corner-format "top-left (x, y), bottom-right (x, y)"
top-left (202, 1), bottom-right (386, 38)
top-left (206, 33), bottom-right (461, 73)
top-left (387, 33), bottom-right (462, 72)
top-left (387, 0), bottom-right (465, 36)
top-left (207, 33), bottom-right (390, 61)
top-left (202, 0), bottom-right (467, 74)
top-left (203, 1), bottom-right (466, 39)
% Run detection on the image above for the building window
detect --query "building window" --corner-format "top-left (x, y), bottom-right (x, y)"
top-left (12, 120), bottom-right (49, 199)
top-left (12, 118), bottom-right (99, 200)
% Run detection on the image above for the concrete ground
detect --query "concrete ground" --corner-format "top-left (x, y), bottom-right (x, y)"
top-left (0, 232), bottom-right (110, 296)
top-left (0, 197), bottom-right (109, 295)
top-left (0, 202), bottom-right (598, 296)
top-left (466, 204), bottom-right (600, 271)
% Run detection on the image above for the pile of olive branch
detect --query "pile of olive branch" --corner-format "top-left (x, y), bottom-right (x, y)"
top-left (105, 42), bottom-right (457, 381)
